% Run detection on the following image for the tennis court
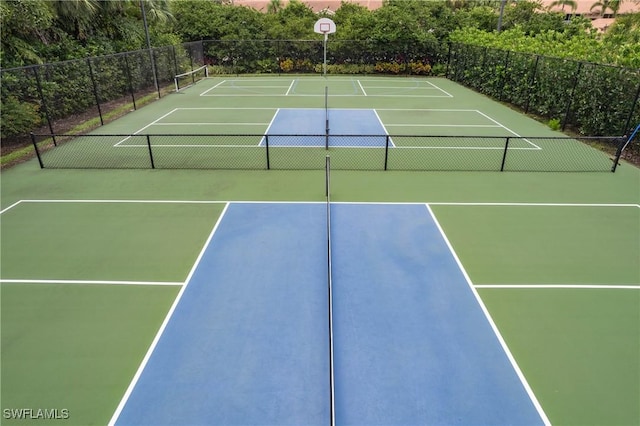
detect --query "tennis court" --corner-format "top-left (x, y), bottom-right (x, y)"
top-left (31, 76), bottom-right (619, 171)
top-left (2, 75), bottom-right (639, 425)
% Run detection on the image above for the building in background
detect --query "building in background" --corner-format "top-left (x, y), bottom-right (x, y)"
top-left (234, 0), bottom-right (639, 32)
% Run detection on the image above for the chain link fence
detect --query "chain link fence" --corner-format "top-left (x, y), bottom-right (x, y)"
top-left (446, 43), bottom-right (640, 139)
top-left (3, 40), bottom-right (638, 169)
top-left (31, 133), bottom-right (624, 172)
top-left (1, 41), bottom-right (205, 146)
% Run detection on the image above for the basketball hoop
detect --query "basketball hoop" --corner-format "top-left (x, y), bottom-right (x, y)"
top-left (314, 18), bottom-right (336, 77)
top-left (314, 18), bottom-right (336, 36)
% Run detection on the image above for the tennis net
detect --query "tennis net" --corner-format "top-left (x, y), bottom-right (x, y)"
top-left (325, 154), bottom-right (335, 425)
top-left (174, 65), bottom-right (208, 92)
top-left (325, 86), bottom-right (330, 150)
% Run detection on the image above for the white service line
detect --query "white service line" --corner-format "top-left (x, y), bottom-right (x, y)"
top-left (199, 80), bottom-right (227, 96)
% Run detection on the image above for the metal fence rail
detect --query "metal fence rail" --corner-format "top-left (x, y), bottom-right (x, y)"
top-left (31, 133), bottom-right (625, 172)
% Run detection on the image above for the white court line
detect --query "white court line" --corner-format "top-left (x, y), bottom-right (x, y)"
top-left (393, 146), bottom-right (539, 150)
top-left (115, 144), bottom-right (263, 148)
top-left (114, 108), bottom-right (178, 147)
top-left (474, 110), bottom-right (541, 150)
top-left (427, 202), bottom-right (640, 207)
top-left (17, 199), bottom-right (227, 205)
top-left (0, 279), bottom-right (183, 286)
top-left (365, 86), bottom-right (443, 90)
top-left (285, 79), bottom-right (296, 95)
top-left (259, 108), bottom-right (282, 146)
top-left (357, 80), bottom-right (367, 96)
top-left (385, 124), bottom-right (501, 127)
top-left (199, 80), bottom-right (227, 96)
top-left (220, 85), bottom-right (291, 89)
top-left (14, 200), bottom-right (640, 208)
top-left (151, 122), bottom-right (270, 126)
top-left (375, 108), bottom-right (484, 112)
top-left (426, 80), bottom-right (454, 97)
top-left (108, 202), bottom-right (230, 426)
top-left (0, 200), bottom-right (22, 214)
top-left (425, 203), bottom-right (551, 426)
top-left (171, 107), bottom-right (278, 110)
top-left (372, 109), bottom-right (394, 147)
top-left (199, 94), bottom-right (452, 98)
top-left (475, 284), bottom-right (640, 289)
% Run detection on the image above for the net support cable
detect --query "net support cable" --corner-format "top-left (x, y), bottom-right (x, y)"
top-left (325, 155), bottom-right (336, 426)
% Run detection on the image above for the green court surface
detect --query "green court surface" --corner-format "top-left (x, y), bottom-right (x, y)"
top-left (2, 76), bottom-right (639, 425)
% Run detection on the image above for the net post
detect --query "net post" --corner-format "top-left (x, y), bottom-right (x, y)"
top-left (146, 135), bottom-right (155, 169)
top-left (500, 137), bottom-right (510, 171)
top-left (612, 137), bottom-right (624, 172)
top-left (325, 154), bottom-right (330, 197)
top-left (30, 133), bottom-right (44, 169)
top-left (384, 135), bottom-right (390, 170)
top-left (325, 86), bottom-right (329, 150)
top-left (265, 135), bottom-right (271, 170)
top-left (613, 123), bottom-right (640, 172)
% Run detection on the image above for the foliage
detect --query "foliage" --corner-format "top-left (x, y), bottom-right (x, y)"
top-left (547, 118), bottom-right (561, 130)
top-left (448, 42), bottom-right (640, 136)
top-left (0, 95), bottom-right (41, 139)
top-left (2, 0), bottom-right (640, 147)
top-left (449, 15), bottom-right (639, 68)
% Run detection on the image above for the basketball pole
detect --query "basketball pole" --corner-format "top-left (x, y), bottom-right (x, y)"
top-left (323, 32), bottom-right (328, 78)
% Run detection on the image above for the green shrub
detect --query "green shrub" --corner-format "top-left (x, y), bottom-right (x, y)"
top-left (0, 96), bottom-right (41, 140)
top-left (547, 118), bottom-right (561, 131)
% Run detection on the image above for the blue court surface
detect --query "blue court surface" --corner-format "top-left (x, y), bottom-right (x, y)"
top-left (261, 109), bottom-right (389, 147)
top-left (114, 202), bottom-right (546, 426)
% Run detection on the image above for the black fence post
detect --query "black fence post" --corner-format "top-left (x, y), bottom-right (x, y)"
top-left (146, 135), bottom-right (155, 169)
top-left (445, 42), bottom-right (452, 77)
top-left (498, 50), bottom-right (510, 101)
top-left (500, 137), bottom-right (510, 171)
top-left (30, 133), bottom-right (44, 169)
top-left (31, 66), bottom-right (57, 146)
top-left (172, 45), bottom-right (179, 78)
top-left (524, 55), bottom-right (540, 114)
top-left (152, 48), bottom-right (161, 99)
top-left (265, 135), bottom-right (270, 170)
top-left (87, 58), bottom-right (104, 126)
top-left (561, 61), bottom-right (583, 131)
top-left (123, 54), bottom-right (137, 110)
top-left (623, 80), bottom-right (640, 136)
top-left (384, 135), bottom-right (390, 170)
top-left (187, 44), bottom-right (195, 75)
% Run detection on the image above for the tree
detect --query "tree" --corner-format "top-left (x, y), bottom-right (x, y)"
top-left (547, 0), bottom-right (578, 13)
top-left (590, 0), bottom-right (625, 16)
top-left (267, 0), bottom-right (283, 14)
top-left (502, 0), bottom-right (566, 34)
top-left (0, 0), bottom-right (54, 67)
top-left (49, 0), bottom-right (100, 39)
